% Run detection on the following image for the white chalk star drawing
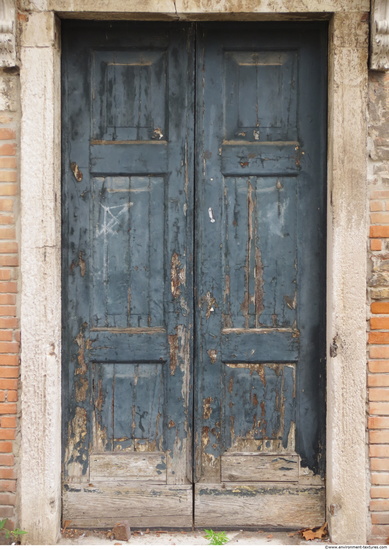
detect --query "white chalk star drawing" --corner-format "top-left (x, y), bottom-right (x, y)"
top-left (96, 202), bottom-right (133, 237)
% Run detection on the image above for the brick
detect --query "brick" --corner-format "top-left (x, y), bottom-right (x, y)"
top-left (370, 347), bottom-right (389, 359)
top-left (0, 332), bottom-right (13, 342)
top-left (0, 442), bottom-right (12, 453)
top-left (0, 417), bottom-right (15, 429)
top-left (370, 226), bottom-right (389, 238)
top-left (0, 306), bottom-right (17, 316)
top-left (0, 480), bottom-right (15, 492)
top-left (368, 535), bottom-right (388, 544)
top-left (0, 453), bottom-right (14, 465)
top-left (0, 383), bottom-right (16, 395)
top-left (0, 295), bottom-right (16, 305)
top-left (372, 485), bottom-right (389, 498)
top-left (0, 243), bottom-right (18, 254)
top-left (0, 429), bottom-right (15, 440)
top-left (0, 367), bottom-right (18, 378)
top-left (0, 344), bottom-right (19, 354)
top-left (0, 405), bottom-right (16, 415)
top-left (0, 357), bottom-right (20, 366)
top-left (369, 417), bottom-right (389, 429)
top-left (371, 302), bottom-right (389, 313)
top-left (0, 130), bottom-right (15, 141)
top-left (0, 319), bottom-right (18, 329)
top-left (371, 190), bottom-right (389, 199)
top-left (0, 159), bottom-right (16, 170)
top-left (371, 213), bottom-right (389, 223)
top-left (0, 391), bottom-right (6, 402)
top-left (0, 506), bottom-right (14, 518)
top-left (371, 319), bottom-right (389, 330)
top-left (371, 459), bottom-right (389, 472)
top-left (0, 494), bottom-right (15, 506)
top-left (370, 445), bottom-right (389, 456)
top-left (371, 200), bottom-right (384, 211)
top-left (0, 228), bottom-right (15, 240)
top-left (0, 380), bottom-right (17, 391)
top-left (370, 388), bottom-right (389, 401)
top-left (0, 245), bottom-right (19, 254)
top-left (0, 215), bottom-right (14, 225)
top-left (0, 172), bottom-right (16, 183)
top-left (369, 374), bottom-right (389, 386)
top-left (6, 391), bottom-right (17, 402)
top-left (0, 144), bottom-right (16, 157)
top-left (372, 512), bottom-right (389, 524)
top-left (371, 499), bottom-right (389, 511)
top-left (369, 360), bottom-right (389, 372)
top-left (0, 270), bottom-right (12, 281)
top-left (372, 472), bottom-right (389, 485)
top-left (0, 256), bottom-right (18, 267)
top-left (0, 200), bottom-right (13, 213)
top-left (0, 184), bottom-right (17, 196)
top-left (0, 469), bottom-right (15, 480)
top-left (371, 431), bottom-right (389, 444)
top-left (369, 333), bottom-right (389, 344)
top-left (371, 239), bottom-right (383, 251)
top-left (371, 211), bottom-right (389, 223)
top-left (0, 283), bottom-right (17, 294)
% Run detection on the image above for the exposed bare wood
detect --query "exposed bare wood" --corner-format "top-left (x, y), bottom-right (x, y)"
top-left (221, 453), bottom-right (299, 482)
top-left (63, 483), bottom-right (193, 528)
top-left (90, 452), bottom-right (167, 482)
top-left (299, 464), bottom-right (325, 486)
top-left (195, 483), bottom-right (325, 528)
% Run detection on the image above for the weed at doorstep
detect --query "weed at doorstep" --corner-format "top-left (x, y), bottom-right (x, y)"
top-left (204, 529), bottom-right (229, 545)
top-left (0, 519), bottom-right (27, 544)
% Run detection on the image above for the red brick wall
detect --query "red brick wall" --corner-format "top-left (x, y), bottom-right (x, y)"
top-left (0, 99), bottom-right (19, 532)
top-left (368, 72), bottom-right (389, 543)
top-left (0, 23), bottom-right (388, 545)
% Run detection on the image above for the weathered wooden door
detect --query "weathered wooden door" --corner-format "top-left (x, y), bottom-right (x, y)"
top-left (62, 21), bottom-right (326, 529)
top-left (193, 24), bottom-right (326, 527)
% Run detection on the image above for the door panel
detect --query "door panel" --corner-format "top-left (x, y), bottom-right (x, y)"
top-left (62, 21), bottom-right (326, 529)
top-left (62, 22), bottom-right (194, 527)
top-left (194, 24), bottom-right (326, 527)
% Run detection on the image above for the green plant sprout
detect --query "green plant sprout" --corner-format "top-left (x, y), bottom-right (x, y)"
top-left (204, 529), bottom-right (229, 545)
top-left (0, 518), bottom-right (27, 542)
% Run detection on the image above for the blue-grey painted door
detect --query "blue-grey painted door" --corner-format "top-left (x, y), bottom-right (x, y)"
top-left (62, 21), bottom-right (326, 529)
top-left (193, 23), bottom-right (326, 527)
top-left (62, 22), bottom-right (195, 528)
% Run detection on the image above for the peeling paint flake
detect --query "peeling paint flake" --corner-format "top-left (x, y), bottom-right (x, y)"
top-left (70, 161), bottom-right (83, 182)
top-left (170, 252), bottom-right (186, 299)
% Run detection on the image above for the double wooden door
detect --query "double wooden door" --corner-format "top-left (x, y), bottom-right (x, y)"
top-left (62, 21), bottom-right (327, 529)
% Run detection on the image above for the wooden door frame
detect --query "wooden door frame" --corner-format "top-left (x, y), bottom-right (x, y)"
top-left (18, 6), bottom-right (369, 544)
